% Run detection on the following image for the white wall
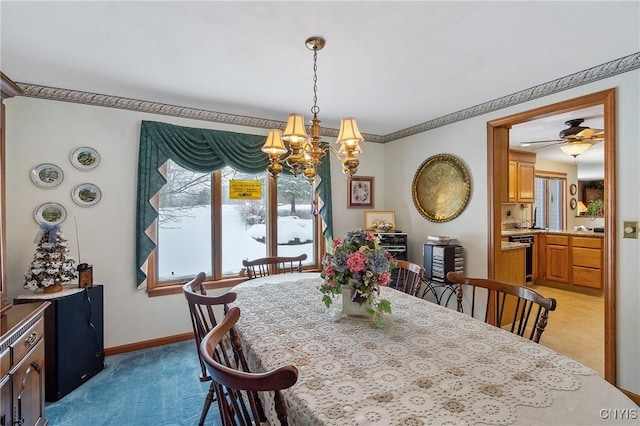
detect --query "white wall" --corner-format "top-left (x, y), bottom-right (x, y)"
top-left (4, 98), bottom-right (386, 349)
top-left (383, 70), bottom-right (640, 393)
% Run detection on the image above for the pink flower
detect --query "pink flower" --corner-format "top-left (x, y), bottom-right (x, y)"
top-left (333, 237), bottom-right (343, 246)
top-left (365, 232), bottom-right (375, 240)
top-left (347, 252), bottom-right (367, 272)
top-left (378, 272), bottom-right (391, 286)
top-left (385, 252), bottom-right (393, 260)
top-left (324, 265), bottom-right (335, 277)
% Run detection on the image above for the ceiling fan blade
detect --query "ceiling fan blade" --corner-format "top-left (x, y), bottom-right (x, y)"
top-left (519, 139), bottom-right (563, 146)
top-left (576, 128), bottom-right (604, 138)
top-left (528, 141), bottom-right (564, 150)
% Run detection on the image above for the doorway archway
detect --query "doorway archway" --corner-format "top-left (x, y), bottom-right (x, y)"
top-left (486, 89), bottom-right (616, 384)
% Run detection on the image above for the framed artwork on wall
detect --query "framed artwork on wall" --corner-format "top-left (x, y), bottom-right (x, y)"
top-left (347, 176), bottom-right (374, 208)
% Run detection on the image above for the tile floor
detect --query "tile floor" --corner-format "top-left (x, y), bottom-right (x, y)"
top-left (530, 284), bottom-right (605, 377)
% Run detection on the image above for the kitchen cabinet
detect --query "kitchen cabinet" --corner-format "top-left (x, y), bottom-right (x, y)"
top-left (495, 245), bottom-right (526, 327)
top-left (507, 150), bottom-right (536, 203)
top-left (544, 235), bottom-right (569, 283)
top-left (584, 188), bottom-right (604, 203)
top-left (572, 237), bottom-right (603, 289)
top-left (537, 233), bottom-right (603, 290)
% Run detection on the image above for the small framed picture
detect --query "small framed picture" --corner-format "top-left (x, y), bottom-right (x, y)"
top-left (570, 183), bottom-right (577, 195)
top-left (364, 210), bottom-right (396, 231)
top-left (347, 176), bottom-right (374, 208)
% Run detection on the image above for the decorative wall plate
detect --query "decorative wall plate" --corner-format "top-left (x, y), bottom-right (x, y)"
top-left (31, 163), bottom-right (63, 188)
top-left (70, 146), bottom-right (100, 170)
top-left (72, 183), bottom-right (101, 207)
top-left (412, 154), bottom-right (471, 223)
top-left (34, 202), bottom-right (67, 225)
top-left (570, 183), bottom-right (577, 195)
top-left (570, 197), bottom-right (577, 210)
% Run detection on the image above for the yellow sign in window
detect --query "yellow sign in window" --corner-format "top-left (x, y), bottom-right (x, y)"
top-left (229, 180), bottom-right (262, 200)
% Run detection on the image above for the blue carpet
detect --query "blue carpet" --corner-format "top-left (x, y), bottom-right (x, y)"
top-left (45, 340), bottom-right (222, 425)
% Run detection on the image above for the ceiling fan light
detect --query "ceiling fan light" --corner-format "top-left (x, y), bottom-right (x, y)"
top-left (560, 142), bottom-right (592, 157)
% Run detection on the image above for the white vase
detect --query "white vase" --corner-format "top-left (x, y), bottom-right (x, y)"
top-left (341, 283), bottom-right (372, 317)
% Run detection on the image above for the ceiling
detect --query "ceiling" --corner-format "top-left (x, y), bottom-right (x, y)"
top-left (1, 2), bottom-right (638, 141)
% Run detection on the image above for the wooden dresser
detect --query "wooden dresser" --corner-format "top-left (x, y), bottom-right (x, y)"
top-left (1, 301), bottom-right (50, 426)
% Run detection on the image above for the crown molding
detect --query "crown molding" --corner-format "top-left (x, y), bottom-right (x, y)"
top-left (14, 84), bottom-right (387, 144)
top-left (15, 52), bottom-right (639, 144)
top-left (382, 52), bottom-right (640, 142)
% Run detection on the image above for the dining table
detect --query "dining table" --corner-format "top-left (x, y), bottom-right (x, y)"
top-left (231, 272), bottom-right (638, 425)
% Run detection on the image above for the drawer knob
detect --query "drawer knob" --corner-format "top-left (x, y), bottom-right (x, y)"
top-left (24, 331), bottom-right (38, 346)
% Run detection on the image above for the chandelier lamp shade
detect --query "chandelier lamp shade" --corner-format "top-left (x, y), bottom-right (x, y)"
top-left (261, 36), bottom-right (364, 183)
top-left (559, 142), bottom-right (593, 158)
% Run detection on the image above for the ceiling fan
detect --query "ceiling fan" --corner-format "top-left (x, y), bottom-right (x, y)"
top-left (519, 118), bottom-right (605, 158)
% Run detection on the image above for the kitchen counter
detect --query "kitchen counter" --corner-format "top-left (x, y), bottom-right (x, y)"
top-left (501, 241), bottom-right (529, 251)
top-left (502, 229), bottom-right (604, 238)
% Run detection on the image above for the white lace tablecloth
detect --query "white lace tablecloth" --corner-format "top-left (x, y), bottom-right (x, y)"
top-left (232, 273), bottom-right (637, 425)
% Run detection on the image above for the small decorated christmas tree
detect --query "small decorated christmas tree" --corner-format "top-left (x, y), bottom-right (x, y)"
top-left (24, 224), bottom-right (77, 292)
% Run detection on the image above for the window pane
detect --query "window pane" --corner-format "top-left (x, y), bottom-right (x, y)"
top-left (276, 173), bottom-right (315, 264)
top-left (534, 178), bottom-right (547, 228)
top-left (548, 180), bottom-right (563, 231)
top-left (220, 167), bottom-right (267, 274)
top-left (157, 160), bottom-right (212, 281)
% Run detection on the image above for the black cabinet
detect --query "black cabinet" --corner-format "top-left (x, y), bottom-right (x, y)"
top-left (15, 286), bottom-right (104, 401)
top-left (423, 244), bottom-right (464, 282)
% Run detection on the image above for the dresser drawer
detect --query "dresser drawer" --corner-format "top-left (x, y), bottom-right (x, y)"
top-left (10, 318), bottom-right (45, 367)
top-left (546, 235), bottom-right (569, 246)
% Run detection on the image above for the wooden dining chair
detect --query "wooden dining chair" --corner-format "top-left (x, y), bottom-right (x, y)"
top-left (183, 272), bottom-right (244, 426)
top-left (200, 306), bottom-right (299, 426)
top-left (242, 253), bottom-right (307, 279)
top-left (393, 260), bottom-right (425, 297)
top-left (446, 271), bottom-right (557, 343)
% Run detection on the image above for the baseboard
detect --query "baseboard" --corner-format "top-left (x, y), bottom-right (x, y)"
top-left (104, 332), bottom-right (193, 356)
top-left (620, 388), bottom-right (640, 407)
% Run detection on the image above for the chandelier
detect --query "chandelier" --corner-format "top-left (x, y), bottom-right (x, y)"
top-left (261, 36), bottom-right (364, 183)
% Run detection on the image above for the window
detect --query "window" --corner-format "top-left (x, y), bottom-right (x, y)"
top-left (153, 162), bottom-right (318, 289)
top-left (534, 172), bottom-right (566, 231)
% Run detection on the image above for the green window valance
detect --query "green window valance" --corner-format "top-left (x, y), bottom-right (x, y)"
top-left (136, 120), bottom-right (333, 288)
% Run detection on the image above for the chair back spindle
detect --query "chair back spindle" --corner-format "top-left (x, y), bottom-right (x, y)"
top-left (447, 272), bottom-right (556, 343)
top-left (200, 307), bottom-right (299, 425)
top-left (182, 272), bottom-right (239, 425)
top-left (393, 260), bottom-right (425, 297)
top-left (242, 254), bottom-right (307, 279)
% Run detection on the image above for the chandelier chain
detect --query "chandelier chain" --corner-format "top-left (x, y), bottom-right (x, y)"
top-left (311, 48), bottom-right (320, 117)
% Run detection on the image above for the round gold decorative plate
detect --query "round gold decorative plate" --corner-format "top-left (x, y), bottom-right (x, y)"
top-left (412, 154), bottom-right (471, 223)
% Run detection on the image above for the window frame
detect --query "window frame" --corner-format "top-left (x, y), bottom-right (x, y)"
top-left (146, 169), bottom-right (324, 297)
top-left (534, 170), bottom-right (567, 231)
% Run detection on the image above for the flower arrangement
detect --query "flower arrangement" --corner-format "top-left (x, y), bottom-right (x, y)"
top-left (320, 228), bottom-right (396, 327)
top-left (24, 224), bottom-right (77, 292)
